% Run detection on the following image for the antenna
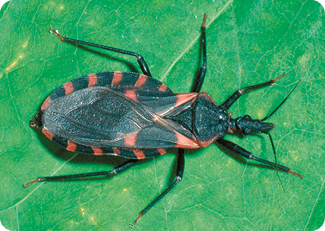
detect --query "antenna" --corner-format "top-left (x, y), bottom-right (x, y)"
top-left (262, 79), bottom-right (301, 121)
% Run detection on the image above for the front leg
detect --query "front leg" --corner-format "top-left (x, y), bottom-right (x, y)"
top-left (216, 139), bottom-right (303, 178)
top-left (221, 74), bottom-right (285, 109)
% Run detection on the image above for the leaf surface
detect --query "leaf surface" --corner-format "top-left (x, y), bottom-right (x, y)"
top-left (0, 0), bottom-right (324, 230)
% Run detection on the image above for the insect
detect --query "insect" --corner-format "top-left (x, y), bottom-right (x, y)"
top-left (24, 14), bottom-right (302, 225)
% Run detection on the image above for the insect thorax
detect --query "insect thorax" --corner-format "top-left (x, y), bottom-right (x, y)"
top-left (166, 93), bottom-right (229, 146)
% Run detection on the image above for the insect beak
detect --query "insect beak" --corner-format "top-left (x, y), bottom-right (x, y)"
top-left (234, 115), bottom-right (275, 135)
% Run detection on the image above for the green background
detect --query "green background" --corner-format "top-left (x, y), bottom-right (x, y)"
top-left (0, 0), bottom-right (324, 230)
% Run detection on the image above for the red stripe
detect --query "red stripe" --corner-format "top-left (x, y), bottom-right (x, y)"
top-left (175, 93), bottom-right (197, 107)
top-left (124, 133), bottom-right (137, 147)
top-left (64, 81), bottom-right (74, 95)
top-left (158, 83), bottom-right (168, 92)
top-left (197, 134), bottom-right (219, 148)
top-left (157, 148), bottom-right (167, 155)
top-left (41, 96), bottom-right (52, 110)
top-left (88, 73), bottom-right (97, 87)
top-left (134, 149), bottom-right (146, 159)
top-left (42, 128), bottom-right (54, 140)
top-left (125, 90), bottom-right (137, 102)
top-left (92, 147), bottom-right (103, 155)
top-left (135, 74), bottom-right (148, 88)
top-left (67, 140), bottom-right (77, 152)
top-left (174, 132), bottom-right (199, 148)
top-left (112, 71), bottom-right (123, 86)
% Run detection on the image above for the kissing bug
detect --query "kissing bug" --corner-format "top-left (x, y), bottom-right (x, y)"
top-left (24, 14), bottom-right (302, 225)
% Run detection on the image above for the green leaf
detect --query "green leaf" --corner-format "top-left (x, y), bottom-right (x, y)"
top-left (1, 0), bottom-right (324, 230)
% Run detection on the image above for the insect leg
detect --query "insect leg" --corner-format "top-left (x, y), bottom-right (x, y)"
top-left (49, 28), bottom-right (152, 76)
top-left (192, 14), bottom-right (208, 93)
top-left (132, 15), bottom-right (207, 224)
top-left (133, 13), bottom-right (209, 225)
top-left (23, 159), bottom-right (138, 187)
top-left (131, 149), bottom-right (185, 226)
top-left (222, 73), bottom-right (286, 109)
top-left (216, 139), bottom-right (303, 178)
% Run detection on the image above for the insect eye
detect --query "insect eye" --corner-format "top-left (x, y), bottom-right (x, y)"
top-left (243, 115), bottom-right (252, 120)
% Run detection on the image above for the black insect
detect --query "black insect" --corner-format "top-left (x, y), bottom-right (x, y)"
top-left (24, 14), bottom-right (302, 225)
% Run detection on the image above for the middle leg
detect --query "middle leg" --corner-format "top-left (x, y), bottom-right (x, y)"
top-left (192, 14), bottom-right (208, 93)
top-left (131, 149), bottom-right (185, 226)
top-left (131, 14), bottom-right (208, 225)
